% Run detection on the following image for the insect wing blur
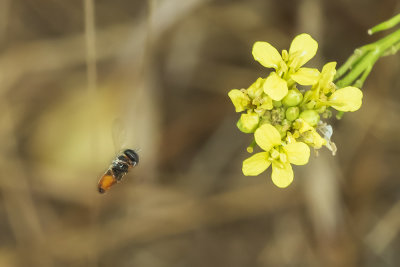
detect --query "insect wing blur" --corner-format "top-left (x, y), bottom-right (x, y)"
top-left (97, 149), bottom-right (139, 193)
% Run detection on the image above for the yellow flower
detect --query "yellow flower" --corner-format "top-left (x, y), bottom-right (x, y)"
top-left (247, 78), bottom-right (274, 110)
top-left (228, 78), bottom-right (273, 114)
top-left (328, 86), bottom-right (363, 112)
top-left (264, 72), bottom-right (288, 101)
top-left (242, 124), bottom-right (310, 188)
top-left (252, 34), bottom-right (320, 101)
top-left (317, 62), bottom-right (337, 94)
top-left (310, 62), bottom-right (363, 112)
top-left (228, 89), bottom-right (250, 112)
top-left (247, 78), bottom-right (265, 99)
top-left (294, 119), bottom-right (326, 149)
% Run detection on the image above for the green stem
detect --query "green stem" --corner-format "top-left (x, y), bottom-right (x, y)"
top-left (335, 28), bottom-right (400, 86)
top-left (382, 40), bottom-right (400, 56)
top-left (247, 139), bottom-right (256, 153)
top-left (336, 51), bottom-right (379, 87)
top-left (334, 14), bottom-right (400, 119)
top-left (335, 50), bottom-right (364, 80)
top-left (368, 13), bottom-right (400, 35)
top-left (354, 64), bottom-right (373, 88)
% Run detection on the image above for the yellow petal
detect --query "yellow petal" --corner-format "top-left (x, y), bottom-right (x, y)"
top-left (328, 86), bottom-right (363, 112)
top-left (288, 33), bottom-right (318, 69)
top-left (260, 95), bottom-right (273, 110)
top-left (311, 131), bottom-right (326, 149)
top-left (291, 68), bottom-right (320, 85)
top-left (284, 142), bottom-right (310, 165)
top-left (294, 118), bottom-right (313, 133)
top-left (228, 89), bottom-right (250, 112)
top-left (247, 78), bottom-right (265, 99)
top-left (237, 112), bottom-right (259, 133)
top-left (319, 62), bottom-right (337, 92)
top-left (263, 72), bottom-right (288, 101)
top-left (254, 124), bottom-right (281, 151)
top-left (242, 152), bottom-right (271, 176)
top-left (252, 41), bottom-right (283, 69)
top-left (271, 162), bottom-right (294, 188)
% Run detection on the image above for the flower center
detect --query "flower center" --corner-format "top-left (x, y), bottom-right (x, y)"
top-left (270, 149), bottom-right (280, 159)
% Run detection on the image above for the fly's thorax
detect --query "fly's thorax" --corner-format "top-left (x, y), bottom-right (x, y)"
top-left (111, 157), bottom-right (130, 181)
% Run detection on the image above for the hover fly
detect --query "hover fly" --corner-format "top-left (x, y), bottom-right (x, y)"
top-left (97, 149), bottom-right (139, 193)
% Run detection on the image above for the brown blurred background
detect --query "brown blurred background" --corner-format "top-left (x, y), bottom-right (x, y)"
top-left (0, 0), bottom-right (400, 266)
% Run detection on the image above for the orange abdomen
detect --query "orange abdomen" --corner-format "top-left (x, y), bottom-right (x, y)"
top-left (98, 171), bottom-right (117, 193)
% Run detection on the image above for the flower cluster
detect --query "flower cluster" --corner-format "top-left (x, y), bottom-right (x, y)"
top-left (228, 34), bottom-right (363, 188)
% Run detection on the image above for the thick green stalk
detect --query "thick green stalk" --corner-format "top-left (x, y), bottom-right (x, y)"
top-left (335, 28), bottom-right (400, 87)
top-left (334, 14), bottom-right (400, 119)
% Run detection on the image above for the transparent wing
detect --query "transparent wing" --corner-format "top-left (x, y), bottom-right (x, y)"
top-left (112, 117), bottom-right (127, 153)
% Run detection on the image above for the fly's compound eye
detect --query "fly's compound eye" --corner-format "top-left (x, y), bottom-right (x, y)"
top-left (123, 149), bottom-right (139, 165)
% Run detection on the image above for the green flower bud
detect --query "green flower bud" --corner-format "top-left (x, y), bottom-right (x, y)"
top-left (282, 89), bottom-right (303, 107)
top-left (237, 112), bottom-right (259, 133)
top-left (299, 110), bottom-right (320, 126)
top-left (286, 106), bottom-right (300, 121)
top-left (273, 100), bottom-right (282, 108)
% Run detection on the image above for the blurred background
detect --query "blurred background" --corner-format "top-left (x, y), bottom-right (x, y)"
top-left (0, 0), bottom-right (399, 266)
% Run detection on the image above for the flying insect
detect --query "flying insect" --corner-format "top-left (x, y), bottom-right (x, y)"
top-left (97, 149), bottom-right (139, 193)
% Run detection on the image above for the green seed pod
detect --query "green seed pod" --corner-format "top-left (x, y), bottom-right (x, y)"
top-left (282, 89), bottom-right (303, 107)
top-left (299, 110), bottom-right (320, 126)
top-left (286, 106), bottom-right (300, 121)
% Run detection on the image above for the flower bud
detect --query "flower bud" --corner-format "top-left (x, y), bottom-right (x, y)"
top-left (273, 100), bottom-right (282, 108)
top-left (299, 110), bottom-right (320, 126)
top-left (237, 112), bottom-right (260, 133)
top-left (286, 106), bottom-right (300, 121)
top-left (282, 89), bottom-right (303, 107)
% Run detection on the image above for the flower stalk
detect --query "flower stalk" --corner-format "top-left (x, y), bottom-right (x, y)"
top-left (335, 13), bottom-right (400, 119)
